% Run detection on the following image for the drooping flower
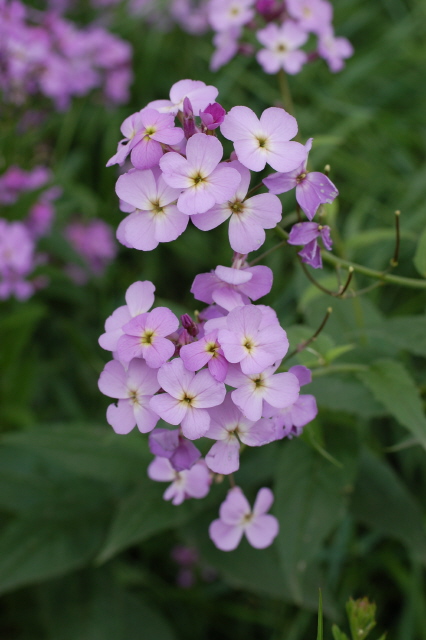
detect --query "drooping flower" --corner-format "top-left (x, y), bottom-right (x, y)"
top-left (220, 106), bottom-right (306, 173)
top-left (115, 168), bottom-right (188, 251)
top-left (287, 221), bottom-right (332, 268)
top-left (191, 160), bottom-right (282, 253)
top-left (209, 486), bottom-right (279, 550)
top-left (98, 358), bottom-right (161, 434)
top-left (256, 21), bottom-right (308, 75)
top-left (148, 457), bottom-right (211, 505)
top-left (159, 133), bottom-right (241, 216)
top-left (149, 358), bottom-right (226, 439)
top-left (148, 428), bottom-right (201, 471)
top-left (263, 138), bottom-right (338, 220)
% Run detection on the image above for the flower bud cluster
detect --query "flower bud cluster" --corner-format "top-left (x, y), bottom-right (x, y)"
top-left (101, 78), bottom-right (334, 551)
top-left (0, 0), bottom-right (132, 109)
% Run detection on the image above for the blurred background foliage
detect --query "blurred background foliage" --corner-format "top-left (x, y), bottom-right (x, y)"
top-left (0, 0), bottom-right (426, 638)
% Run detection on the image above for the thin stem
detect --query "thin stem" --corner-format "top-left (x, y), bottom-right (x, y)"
top-left (277, 69), bottom-right (295, 117)
top-left (283, 307), bottom-right (332, 363)
top-left (247, 181), bottom-right (263, 197)
top-left (249, 240), bottom-right (287, 266)
top-left (391, 210), bottom-right (401, 267)
top-left (228, 473), bottom-right (236, 488)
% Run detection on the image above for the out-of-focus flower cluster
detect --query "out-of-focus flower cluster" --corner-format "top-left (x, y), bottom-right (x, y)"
top-left (98, 79), bottom-right (339, 550)
top-left (208, 0), bottom-right (353, 74)
top-left (0, 165), bottom-right (117, 298)
top-left (0, 0), bottom-right (133, 109)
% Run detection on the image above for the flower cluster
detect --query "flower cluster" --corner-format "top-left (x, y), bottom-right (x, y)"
top-left (108, 79), bottom-right (337, 266)
top-left (0, 0), bottom-right (133, 109)
top-left (100, 78), bottom-right (335, 551)
top-left (208, 0), bottom-right (353, 74)
top-left (0, 165), bottom-right (59, 299)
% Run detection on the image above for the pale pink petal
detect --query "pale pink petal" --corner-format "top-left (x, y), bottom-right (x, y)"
top-left (98, 360), bottom-right (128, 398)
top-left (186, 133), bottom-right (223, 175)
top-left (181, 406), bottom-right (210, 439)
top-left (191, 204), bottom-right (231, 231)
top-left (157, 358), bottom-right (195, 397)
top-left (289, 365), bottom-right (312, 387)
top-left (215, 265), bottom-right (252, 285)
top-left (184, 462), bottom-right (211, 498)
top-left (106, 399), bottom-right (136, 434)
top-left (159, 152), bottom-right (192, 189)
top-left (206, 439), bottom-right (240, 474)
top-left (208, 352), bottom-right (228, 382)
top-left (117, 334), bottom-right (144, 363)
top-left (245, 514), bottom-right (279, 548)
top-left (252, 487), bottom-right (274, 515)
top-left (207, 165), bottom-right (242, 205)
top-left (263, 372), bottom-right (300, 408)
top-left (149, 393), bottom-right (187, 425)
top-left (267, 141), bottom-right (307, 173)
top-left (209, 520), bottom-right (244, 551)
top-left (180, 339), bottom-right (212, 371)
top-left (228, 214), bottom-right (266, 253)
top-left (227, 304), bottom-right (262, 336)
top-left (123, 213), bottom-right (159, 251)
top-left (148, 456), bottom-right (175, 481)
top-left (189, 369), bottom-right (226, 408)
top-left (134, 402), bottom-right (160, 433)
top-left (234, 138), bottom-right (267, 172)
top-left (239, 417), bottom-right (276, 446)
top-left (131, 138), bottom-right (163, 170)
top-left (153, 205), bottom-right (189, 242)
top-left (125, 281), bottom-right (155, 317)
top-left (263, 170), bottom-right (298, 195)
top-left (177, 184), bottom-right (216, 216)
top-left (260, 107), bottom-right (298, 140)
top-left (144, 337), bottom-right (175, 368)
top-left (115, 169), bottom-right (157, 210)
top-left (127, 358), bottom-right (161, 395)
top-left (256, 49), bottom-right (281, 74)
top-left (220, 487), bottom-right (251, 524)
top-left (239, 266), bottom-right (273, 300)
top-left (220, 106), bottom-right (261, 142)
top-left (232, 384), bottom-right (263, 421)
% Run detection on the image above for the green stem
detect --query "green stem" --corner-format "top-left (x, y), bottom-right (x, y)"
top-left (277, 69), bottom-right (295, 117)
top-left (274, 226), bottom-right (426, 290)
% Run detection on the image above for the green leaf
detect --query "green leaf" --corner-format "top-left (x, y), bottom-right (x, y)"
top-left (358, 359), bottom-right (426, 449)
top-left (366, 315), bottom-right (426, 357)
top-left (37, 569), bottom-right (176, 640)
top-left (413, 226), bottom-right (426, 277)
top-left (332, 625), bottom-right (350, 640)
top-left (308, 376), bottom-right (385, 418)
top-left (351, 449), bottom-right (426, 563)
top-left (274, 430), bottom-right (359, 603)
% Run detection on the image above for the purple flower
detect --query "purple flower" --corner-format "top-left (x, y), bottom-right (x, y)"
top-left (65, 219), bottom-right (117, 281)
top-left (263, 365), bottom-right (318, 438)
top-left (226, 363), bottom-right (300, 421)
top-left (210, 27), bottom-right (241, 71)
top-left (99, 280), bottom-right (156, 352)
top-left (0, 219), bottom-right (36, 300)
top-left (287, 221), bottom-right (332, 269)
top-left (148, 457), bottom-right (211, 505)
top-left (148, 428), bottom-right (201, 471)
top-left (192, 160), bottom-right (282, 254)
top-left (199, 102), bottom-right (226, 131)
top-left (263, 138), bottom-right (338, 220)
top-left (256, 21), bottom-right (308, 75)
top-left (149, 358), bottom-right (226, 439)
top-left (159, 133), bottom-right (241, 216)
top-left (204, 394), bottom-right (275, 474)
top-left (98, 358), bottom-right (161, 434)
top-left (218, 305), bottom-right (289, 375)
top-left (286, 0), bottom-right (333, 35)
top-left (117, 307), bottom-right (179, 367)
top-left (115, 168), bottom-right (188, 251)
top-left (221, 106), bottom-right (306, 173)
top-left (148, 79), bottom-right (218, 116)
top-left (209, 486), bottom-right (279, 551)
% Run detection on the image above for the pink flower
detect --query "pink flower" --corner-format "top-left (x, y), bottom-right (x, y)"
top-left (99, 280), bottom-right (156, 352)
top-left (318, 27), bottom-right (354, 72)
top-left (148, 79), bottom-right (218, 116)
top-left (287, 221), bottom-right (332, 269)
top-left (107, 108), bottom-right (184, 169)
top-left (117, 307), bottom-right (179, 367)
top-left (209, 486), bottom-right (279, 550)
top-left (204, 394), bottom-right (275, 474)
top-left (263, 138), bottom-right (338, 220)
top-left (192, 160), bottom-right (282, 253)
top-left (286, 0), bottom-right (333, 35)
top-left (208, 0), bottom-right (255, 32)
top-left (149, 358), bottom-right (226, 439)
top-left (226, 363), bottom-right (300, 421)
top-left (210, 27), bottom-right (241, 71)
top-left (159, 133), bottom-right (241, 216)
top-left (115, 168), bottom-right (189, 250)
top-left (180, 328), bottom-right (228, 382)
top-left (98, 358), bottom-right (161, 434)
top-left (148, 457), bottom-right (211, 505)
top-left (218, 305), bottom-right (289, 375)
top-left (199, 102), bottom-right (226, 131)
top-left (264, 365), bottom-right (318, 438)
top-left (220, 106), bottom-right (306, 173)
top-left (256, 21), bottom-right (308, 75)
